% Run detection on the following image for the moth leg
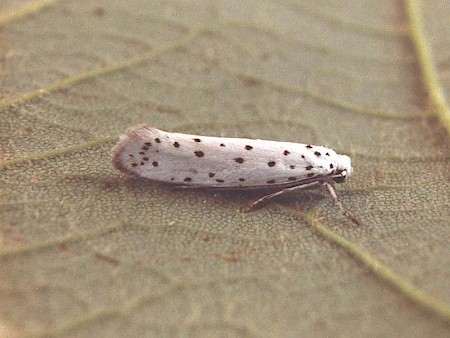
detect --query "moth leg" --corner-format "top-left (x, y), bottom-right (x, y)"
top-left (244, 182), bottom-right (320, 212)
top-left (323, 182), bottom-right (360, 225)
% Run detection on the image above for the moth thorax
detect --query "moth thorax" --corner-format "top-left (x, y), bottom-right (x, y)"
top-left (333, 155), bottom-right (352, 184)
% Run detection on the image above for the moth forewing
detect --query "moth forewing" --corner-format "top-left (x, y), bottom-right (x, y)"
top-left (112, 125), bottom-right (346, 187)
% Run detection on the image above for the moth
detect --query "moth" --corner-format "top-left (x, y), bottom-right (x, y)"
top-left (112, 124), bottom-right (358, 224)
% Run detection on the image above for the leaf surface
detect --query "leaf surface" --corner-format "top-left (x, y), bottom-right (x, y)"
top-left (1, 1), bottom-right (449, 337)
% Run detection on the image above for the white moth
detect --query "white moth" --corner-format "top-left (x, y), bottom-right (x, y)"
top-left (112, 124), bottom-right (358, 224)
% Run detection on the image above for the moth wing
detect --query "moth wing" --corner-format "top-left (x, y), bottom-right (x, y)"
top-left (112, 125), bottom-right (337, 188)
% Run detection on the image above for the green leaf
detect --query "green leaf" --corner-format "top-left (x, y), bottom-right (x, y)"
top-left (1, 1), bottom-right (449, 337)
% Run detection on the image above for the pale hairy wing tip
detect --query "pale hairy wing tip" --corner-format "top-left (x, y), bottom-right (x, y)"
top-left (111, 124), bottom-right (154, 175)
top-left (124, 123), bottom-right (154, 135)
top-left (115, 124), bottom-right (157, 141)
top-left (112, 124), bottom-right (155, 151)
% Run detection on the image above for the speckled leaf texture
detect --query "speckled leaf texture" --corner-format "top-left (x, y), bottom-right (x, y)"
top-left (1, 1), bottom-right (449, 337)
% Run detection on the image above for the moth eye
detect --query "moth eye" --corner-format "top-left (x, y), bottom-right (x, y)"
top-left (333, 176), bottom-right (346, 183)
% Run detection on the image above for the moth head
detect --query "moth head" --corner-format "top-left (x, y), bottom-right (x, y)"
top-left (332, 155), bottom-right (352, 183)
